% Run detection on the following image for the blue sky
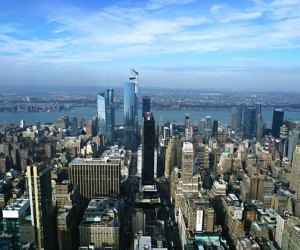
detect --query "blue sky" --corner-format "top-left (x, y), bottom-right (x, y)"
top-left (0, 0), bottom-right (300, 90)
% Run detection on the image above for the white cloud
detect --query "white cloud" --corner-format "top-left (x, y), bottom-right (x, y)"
top-left (146, 0), bottom-right (196, 10)
top-left (0, 0), bottom-right (300, 66)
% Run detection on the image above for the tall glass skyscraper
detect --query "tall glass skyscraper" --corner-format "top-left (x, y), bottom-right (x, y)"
top-left (124, 81), bottom-right (138, 149)
top-left (97, 92), bottom-right (106, 136)
top-left (272, 109), bottom-right (284, 138)
top-left (97, 89), bottom-right (115, 144)
top-left (106, 89), bottom-right (115, 144)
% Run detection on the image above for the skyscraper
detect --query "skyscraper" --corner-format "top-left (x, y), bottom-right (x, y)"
top-left (290, 146), bottom-right (300, 216)
top-left (124, 70), bottom-right (138, 150)
top-left (26, 165), bottom-right (54, 250)
top-left (237, 104), bottom-right (244, 131)
top-left (256, 103), bottom-right (262, 116)
top-left (69, 158), bottom-right (121, 206)
top-left (256, 114), bottom-right (264, 140)
top-left (288, 129), bottom-right (300, 162)
top-left (142, 112), bottom-right (155, 185)
top-left (97, 92), bottom-right (106, 136)
top-left (106, 89), bottom-right (115, 144)
top-left (181, 142), bottom-right (194, 183)
top-left (231, 107), bottom-right (238, 131)
top-left (243, 108), bottom-right (256, 139)
top-left (212, 120), bottom-right (218, 136)
top-left (272, 109), bottom-right (284, 138)
top-left (97, 89), bottom-right (115, 144)
top-left (142, 96), bottom-right (151, 116)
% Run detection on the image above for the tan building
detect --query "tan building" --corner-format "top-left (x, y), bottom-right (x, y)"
top-left (57, 206), bottom-right (77, 250)
top-left (290, 146), bottom-right (300, 216)
top-left (26, 165), bottom-right (54, 250)
top-left (174, 143), bottom-right (200, 215)
top-left (79, 197), bottom-right (120, 248)
top-left (164, 135), bottom-right (182, 178)
top-left (69, 158), bottom-right (121, 205)
top-left (222, 194), bottom-right (244, 239)
top-left (178, 192), bottom-right (215, 249)
top-left (281, 217), bottom-right (300, 250)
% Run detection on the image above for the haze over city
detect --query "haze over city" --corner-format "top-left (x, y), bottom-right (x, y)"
top-left (0, 0), bottom-right (300, 90)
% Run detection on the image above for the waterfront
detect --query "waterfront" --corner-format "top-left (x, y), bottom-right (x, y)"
top-left (1, 107), bottom-right (300, 126)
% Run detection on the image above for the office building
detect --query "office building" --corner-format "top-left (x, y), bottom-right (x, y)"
top-left (288, 129), bottom-right (300, 162)
top-left (231, 108), bottom-right (238, 131)
top-left (70, 117), bottom-right (78, 136)
top-left (243, 108), bottom-right (256, 139)
top-left (69, 158), bottom-right (121, 206)
top-left (2, 198), bottom-right (30, 250)
top-left (97, 92), bottom-right (106, 136)
top-left (281, 217), bottom-right (300, 250)
top-left (164, 135), bottom-right (182, 178)
top-left (290, 145), bottom-right (300, 216)
top-left (212, 120), bottom-right (218, 137)
top-left (272, 109), bottom-right (284, 138)
top-left (79, 197), bottom-right (120, 248)
top-left (97, 89), bottom-right (115, 144)
top-left (142, 112), bottom-right (155, 186)
top-left (236, 104), bottom-right (243, 132)
top-left (124, 80), bottom-right (138, 150)
top-left (142, 96), bottom-right (150, 116)
top-left (256, 114), bottom-right (264, 140)
top-left (26, 165), bottom-right (54, 250)
top-left (256, 103), bottom-right (262, 116)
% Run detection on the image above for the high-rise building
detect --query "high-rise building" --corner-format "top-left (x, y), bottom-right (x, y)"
top-left (212, 120), bottom-right (218, 137)
top-left (142, 96), bottom-right (151, 116)
top-left (205, 116), bottom-right (212, 130)
top-left (97, 92), bottom-right (106, 135)
top-left (181, 142), bottom-right (194, 184)
top-left (70, 117), bottom-right (78, 136)
top-left (26, 165), bottom-right (54, 250)
top-left (79, 198), bottom-right (120, 248)
top-left (256, 103), bottom-right (262, 116)
top-left (2, 198), bottom-right (30, 250)
top-left (124, 73), bottom-right (138, 150)
top-left (290, 146), bottom-right (300, 216)
top-left (231, 107), bottom-right (238, 131)
top-left (185, 113), bottom-right (190, 128)
top-left (69, 158), bottom-right (121, 206)
top-left (236, 104), bottom-right (244, 132)
top-left (272, 109), bottom-right (284, 138)
top-left (280, 125), bottom-right (289, 158)
top-left (256, 114), bottom-right (264, 140)
top-left (243, 108), bottom-right (256, 139)
top-left (106, 89), bottom-right (115, 144)
top-left (288, 129), bottom-right (300, 162)
top-left (142, 112), bottom-right (155, 186)
top-left (97, 89), bottom-right (115, 144)
top-left (164, 135), bottom-right (182, 178)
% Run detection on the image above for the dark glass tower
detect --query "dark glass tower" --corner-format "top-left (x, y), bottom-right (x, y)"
top-left (244, 108), bottom-right (256, 138)
top-left (236, 104), bottom-right (244, 131)
top-left (124, 82), bottom-right (138, 149)
top-left (142, 112), bottom-right (155, 185)
top-left (212, 120), bottom-right (218, 136)
top-left (142, 96), bottom-right (151, 116)
top-left (106, 89), bottom-right (115, 144)
top-left (272, 109), bottom-right (284, 138)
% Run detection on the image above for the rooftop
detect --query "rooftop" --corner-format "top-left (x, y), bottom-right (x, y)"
top-left (70, 157), bottom-right (120, 165)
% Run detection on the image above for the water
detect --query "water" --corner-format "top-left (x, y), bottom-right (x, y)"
top-left (1, 107), bottom-right (300, 126)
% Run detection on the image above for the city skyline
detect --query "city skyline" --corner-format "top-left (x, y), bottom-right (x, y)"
top-left (0, 0), bottom-right (300, 90)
